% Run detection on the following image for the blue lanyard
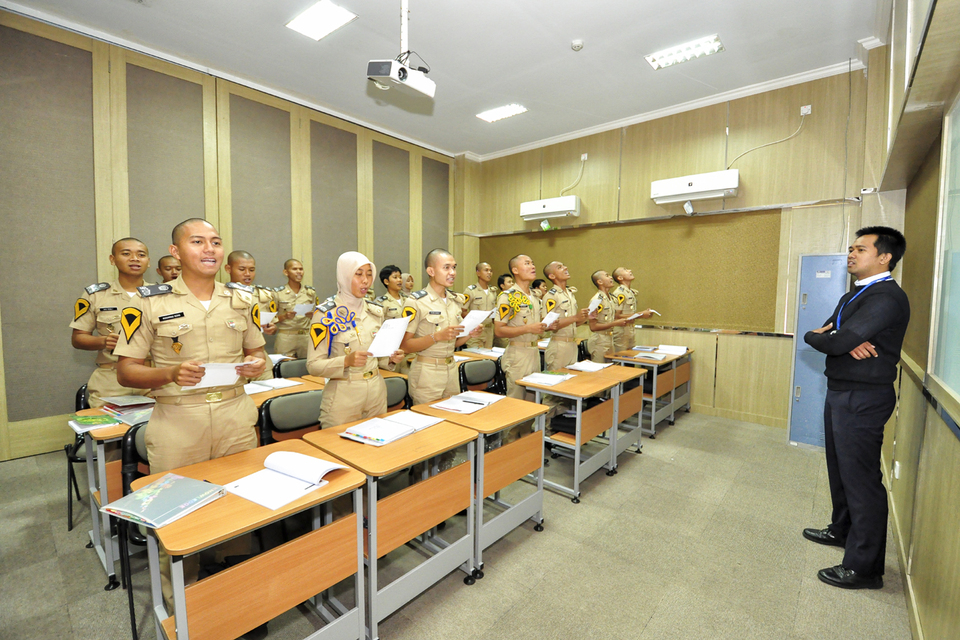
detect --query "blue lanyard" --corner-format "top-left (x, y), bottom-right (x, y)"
top-left (836, 277), bottom-right (892, 330)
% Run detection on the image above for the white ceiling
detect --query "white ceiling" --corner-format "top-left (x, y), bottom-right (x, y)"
top-left (4, 0), bottom-right (881, 158)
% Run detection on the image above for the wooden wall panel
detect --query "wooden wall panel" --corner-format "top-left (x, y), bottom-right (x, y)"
top-left (540, 129), bottom-right (621, 225)
top-left (620, 104), bottom-right (727, 221)
top-left (422, 156), bottom-right (450, 263)
top-left (634, 328), bottom-right (718, 412)
top-left (889, 370), bottom-right (927, 553)
top-left (713, 334), bottom-right (792, 428)
top-left (372, 141), bottom-right (410, 278)
top-left (478, 149), bottom-right (541, 234)
top-left (863, 46), bottom-right (891, 189)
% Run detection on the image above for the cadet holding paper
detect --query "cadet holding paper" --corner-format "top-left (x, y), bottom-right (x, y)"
top-left (274, 258), bottom-right (317, 358)
top-left (307, 252), bottom-right (404, 428)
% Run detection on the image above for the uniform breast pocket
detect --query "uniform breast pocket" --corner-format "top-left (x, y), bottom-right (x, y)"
top-left (221, 317), bottom-right (247, 352)
top-left (97, 312), bottom-right (121, 334)
top-left (156, 322), bottom-right (194, 359)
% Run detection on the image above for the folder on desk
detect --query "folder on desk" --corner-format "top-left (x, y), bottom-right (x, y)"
top-left (102, 473), bottom-right (224, 528)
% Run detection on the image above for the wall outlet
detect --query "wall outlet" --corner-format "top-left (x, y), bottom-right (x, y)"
top-left (581, 153), bottom-right (588, 161)
top-left (800, 105), bottom-right (812, 116)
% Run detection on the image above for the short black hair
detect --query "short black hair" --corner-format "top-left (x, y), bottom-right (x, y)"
top-left (856, 226), bottom-right (907, 270)
top-left (379, 264), bottom-right (401, 287)
top-left (532, 279), bottom-right (545, 290)
top-left (591, 270), bottom-right (605, 288)
top-left (497, 273), bottom-right (513, 288)
top-left (283, 258), bottom-right (303, 270)
top-left (507, 254), bottom-right (527, 275)
top-left (424, 248), bottom-right (451, 270)
top-left (227, 250), bottom-right (254, 265)
top-left (171, 218), bottom-right (212, 244)
top-left (111, 237), bottom-right (147, 255)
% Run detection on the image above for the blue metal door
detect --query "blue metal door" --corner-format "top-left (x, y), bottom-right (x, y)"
top-left (789, 254), bottom-right (848, 447)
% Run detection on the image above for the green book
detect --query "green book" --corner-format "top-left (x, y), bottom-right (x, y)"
top-left (68, 414), bottom-right (121, 434)
top-left (101, 473), bottom-right (224, 528)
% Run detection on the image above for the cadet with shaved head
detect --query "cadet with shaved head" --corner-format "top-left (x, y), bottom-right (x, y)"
top-left (587, 269), bottom-right (630, 362)
top-left (155, 255), bottom-right (181, 283)
top-left (462, 261), bottom-right (497, 349)
top-left (274, 258), bottom-right (317, 358)
top-left (611, 266), bottom-right (653, 353)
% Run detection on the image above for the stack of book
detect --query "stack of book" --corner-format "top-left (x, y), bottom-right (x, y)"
top-left (68, 414), bottom-right (120, 434)
top-left (340, 411), bottom-right (444, 446)
top-left (99, 395), bottom-right (155, 426)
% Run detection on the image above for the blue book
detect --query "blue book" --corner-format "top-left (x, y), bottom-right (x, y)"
top-left (101, 473), bottom-right (224, 528)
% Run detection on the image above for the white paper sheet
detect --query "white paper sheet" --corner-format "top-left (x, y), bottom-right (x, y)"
top-left (538, 339), bottom-right (550, 349)
top-left (268, 354), bottom-right (291, 364)
top-left (259, 311), bottom-right (277, 326)
top-left (457, 309), bottom-right (494, 337)
top-left (293, 303), bottom-right (315, 316)
top-left (225, 469), bottom-right (323, 510)
top-left (457, 391), bottom-right (504, 405)
top-left (188, 362), bottom-right (241, 389)
top-left (251, 378), bottom-right (303, 390)
top-left (490, 346), bottom-right (505, 355)
top-left (454, 355), bottom-right (470, 363)
top-left (367, 316), bottom-right (410, 357)
top-left (587, 297), bottom-right (601, 314)
top-left (657, 344), bottom-right (687, 355)
top-left (243, 383), bottom-right (266, 395)
top-left (384, 410), bottom-right (444, 431)
top-left (519, 372), bottom-right (575, 386)
top-left (432, 397), bottom-right (484, 414)
top-left (566, 360), bottom-right (613, 372)
top-left (541, 311), bottom-right (560, 328)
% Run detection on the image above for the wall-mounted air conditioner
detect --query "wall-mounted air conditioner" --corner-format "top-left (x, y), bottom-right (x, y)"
top-left (519, 195), bottom-right (581, 221)
top-left (651, 169), bottom-right (739, 205)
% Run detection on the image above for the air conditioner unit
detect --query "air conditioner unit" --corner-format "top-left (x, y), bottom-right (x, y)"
top-left (650, 169), bottom-right (739, 205)
top-left (519, 195), bottom-right (581, 221)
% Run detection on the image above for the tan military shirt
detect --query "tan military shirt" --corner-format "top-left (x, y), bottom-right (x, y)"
top-left (70, 280), bottom-right (146, 365)
top-left (275, 284), bottom-right (318, 332)
top-left (375, 293), bottom-right (405, 320)
top-left (307, 296), bottom-right (390, 378)
top-left (113, 277), bottom-right (266, 397)
top-left (589, 290), bottom-right (615, 330)
top-left (612, 284), bottom-right (638, 317)
top-left (462, 283), bottom-right (496, 320)
top-left (402, 287), bottom-right (464, 359)
top-left (496, 285), bottom-right (543, 344)
top-left (254, 285), bottom-right (277, 319)
top-left (541, 285), bottom-right (578, 340)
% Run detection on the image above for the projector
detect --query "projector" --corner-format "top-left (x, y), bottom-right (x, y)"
top-left (367, 59), bottom-right (436, 98)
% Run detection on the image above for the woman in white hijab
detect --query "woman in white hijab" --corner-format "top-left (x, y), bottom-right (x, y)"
top-left (306, 252), bottom-right (405, 428)
top-left (401, 272), bottom-right (415, 296)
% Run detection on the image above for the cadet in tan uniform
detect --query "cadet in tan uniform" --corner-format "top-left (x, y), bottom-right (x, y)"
top-left (274, 259), bottom-right (317, 358)
top-left (115, 218), bottom-right (267, 606)
top-left (400, 249), bottom-right (482, 405)
top-left (225, 250), bottom-right (278, 337)
top-left (493, 274), bottom-right (515, 349)
top-left (70, 238), bottom-right (152, 407)
top-left (155, 255), bottom-right (181, 283)
top-left (461, 261), bottom-right (497, 349)
top-left (587, 270), bottom-right (630, 362)
top-left (532, 279), bottom-right (548, 299)
top-left (611, 266), bottom-right (653, 354)
top-left (541, 261), bottom-right (590, 371)
top-left (375, 264), bottom-right (405, 320)
top-left (401, 272), bottom-right (415, 296)
top-left (307, 252), bottom-right (404, 427)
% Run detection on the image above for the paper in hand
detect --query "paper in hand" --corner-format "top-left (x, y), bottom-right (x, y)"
top-left (367, 316), bottom-right (410, 357)
top-left (458, 309), bottom-right (494, 337)
top-left (259, 311), bottom-right (277, 326)
top-left (588, 297), bottom-right (601, 314)
top-left (293, 303), bottom-right (315, 316)
top-left (188, 362), bottom-right (241, 389)
top-left (542, 311), bottom-right (560, 327)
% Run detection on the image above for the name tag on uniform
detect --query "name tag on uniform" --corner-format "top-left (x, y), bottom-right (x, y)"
top-left (99, 307), bottom-right (118, 311)
top-left (159, 312), bottom-right (185, 322)
top-left (429, 310), bottom-right (442, 315)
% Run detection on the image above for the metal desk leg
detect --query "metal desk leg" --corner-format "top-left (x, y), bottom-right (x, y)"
top-left (85, 436), bottom-right (99, 551)
top-left (607, 383), bottom-right (620, 475)
top-left (366, 476), bottom-right (379, 640)
top-left (572, 397), bottom-right (582, 503)
top-left (171, 554), bottom-right (189, 640)
top-left (474, 433), bottom-right (485, 573)
top-left (97, 439), bottom-right (120, 590)
top-left (146, 534), bottom-right (164, 640)
top-left (354, 488), bottom-right (366, 640)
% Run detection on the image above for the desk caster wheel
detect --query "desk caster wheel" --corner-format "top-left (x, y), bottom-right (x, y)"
top-left (551, 453), bottom-right (559, 459)
top-left (104, 577), bottom-right (120, 591)
top-left (649, 434), bottom-right (656, 439)
top-left (85, 541), bottom-right (94, 549)
top-left (464, 575), bottom-right (476, 585)
top-left (606, 469), bottom-right (616, 476)
top-left (543, 458), bottom-right (550, 467)
top-left (534, 523), bottom-right (544, 532)
top-left (472, 568), bottom-right (484, 579)
top-left (571, 497), bottom-right (580, 504)
top-left (668, 420), bottom-right (675, 426)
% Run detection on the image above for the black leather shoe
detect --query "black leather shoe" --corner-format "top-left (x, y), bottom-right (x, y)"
top-left (818, 565), bottom-right (882, 590)
top-left (802, 527), bottom-right (846, 548)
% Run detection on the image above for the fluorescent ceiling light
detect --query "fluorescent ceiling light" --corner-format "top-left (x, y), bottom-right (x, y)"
top-left (286, 1), bottom-right (357, 41)
top-left (476, 104), bottom-right (528, 123)
top-left (645, 34), bottom-right (724, 70)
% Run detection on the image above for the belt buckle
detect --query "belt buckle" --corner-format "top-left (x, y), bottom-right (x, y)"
top-left (363, 370), bottom-right (375, 379)
top-left (205, 391), bottom-right (223, 403)
top-left (445, 356), bottom-right (454, 365)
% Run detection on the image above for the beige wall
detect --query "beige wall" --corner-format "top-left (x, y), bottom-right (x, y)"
top-left (0, 11), bottom-right (452, 461)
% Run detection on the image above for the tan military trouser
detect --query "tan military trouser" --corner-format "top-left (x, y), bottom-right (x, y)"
top-left (501, 344), bottom-right (540, 442)
top-left (465, 323), bottom-right (495, 350)
top-left (274, 332), bottom-right (309, 359)
top-left (408, 359), bottom-right (459, 405)
top-left (588, 333), bottom-right (614, 363)
top-left (86, 366), bottom-right (149, 408)
top-left (319, 376), bottom-right (388, 429)
top-left (613, 325), bottom-right (635, 355)
top-left (543, 339), bottom-right (579, 431)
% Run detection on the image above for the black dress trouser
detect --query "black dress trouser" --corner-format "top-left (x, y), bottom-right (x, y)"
top-left (823, 386), bottom-right (897, 577)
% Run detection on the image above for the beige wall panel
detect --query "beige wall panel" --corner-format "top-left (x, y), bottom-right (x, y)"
top-left (619, 104), bottom-right (727, 220)
top-left (714, 334), bottom-right (792, 428)
top-left (422, 156), bottom-right (451, 267)
top-left (126, 63), bottom-right (205, 259)
top-left (0, 26), bottom-right (97, 424)
top-left (540, 129), bottom-right (621, 225)
top-left (453, 236), bottom-right (481, 294)
top-left (634, 328), bottom-right (718, 411)
top-left (727, 72), bottom-right (868, 209)
top-left (909, 409), bottom-right (960, 640)
top-left (478, 150), bottom-right (541, 234)
top-left (864, 46), bottom-right (891, 188)
top-left (372, 141), bottom-right (410, 278)
top-left (480, 210), bottom-right (780, 331)
top-left (889, 372), bottom-right (927, 552)
top-left (900, 140), bottom-right (940, 370)
top-left (455, 155), bottom-right (482, 236)
top-left (888, 0), bottom-right (909, 148)
top-left (8, 416), bottom-right (74, 460)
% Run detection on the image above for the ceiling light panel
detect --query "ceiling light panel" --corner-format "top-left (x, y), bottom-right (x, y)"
top-left (645, 34), bottom-right (724, 70)
top-left (476, 104), bottom-right (528, 123)
top-left (286, 1), bottom-right (358, 41)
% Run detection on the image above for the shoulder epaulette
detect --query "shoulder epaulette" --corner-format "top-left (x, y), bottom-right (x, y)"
top-left (137, 283), bottom-right (173, 298)
top-left (225, 282), bottom-right (254, 293)
top-left (467, 284), bottom-right (477, 290)
top-left (375, 294), bottom-right (388, 302)
top-left (274, 286), bottom-right (285, 292)
top-left (365, 299), bottom-right (383, 308)
top-left (569, 286), bottom-right (578, 293)
top-left (254, 284), bottom-right (271, 290)
top-left (631, 288), bottom-right (638, 294)
top-left (317, 299), bottom-right (336, 313)
top-left (411, 289), bottom-right (428, 300)
top-left (548, 287), bottom-right (559, 294)
top-left (305, 285), bottom-right (315, 292)
top-left (84, 282), bottom-right (110, 295)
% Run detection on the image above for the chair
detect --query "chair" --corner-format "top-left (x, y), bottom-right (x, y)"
top-left (458, 358), bottom-right (504, 394)
top-left (65, 384), bottom-right (90, 531)
top-left (259, 389), bottom-right (324, 446)
top-left (273, 357), bottom-right (308, 379)
top-left (577, 340), bottom-right (590, 363)
top-left (384, 375), bottom-right (409, 411)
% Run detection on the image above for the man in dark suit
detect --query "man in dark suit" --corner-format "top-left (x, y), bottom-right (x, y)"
top-left (803, 226), bottom-right (909, 590)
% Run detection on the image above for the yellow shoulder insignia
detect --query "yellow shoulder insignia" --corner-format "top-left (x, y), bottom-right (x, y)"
top-left (545, 298), bottom-right (557, 313)
top-left (597, 303), bottom-right (604, 313)
top-left (617, 294), bottom-right (625, 305)
top-left (269, 299), bottom-right (278, 313)
top-left (402, 306), bottom-right (417, 321)
top-left (498, 303), bottom-right (512, 321)
top-left (310, 323), bottom-right (327, 349)
top-left (251, 304), bottom-right (261, 331)
top-left (120, 308), bottom-right (142, 342)
top-left (74, 298), bottom-right (90, 321)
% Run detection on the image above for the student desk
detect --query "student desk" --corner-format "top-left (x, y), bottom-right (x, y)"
top-left (132, 439), bottom-right (366, 640)
top-left (248, 377), bottom-right (326, 407)
top-left (518, 373), bottom-right (620, 503)
top-left (303, 416), bottom-right (477, 640)
top-left (608, 349), bottom-right (693, 437)
top-left (301, 369), bottom-right (407, 387)
top-left (562, 366), bottom-right (646, 465)
top-left (411, 393), bottom-right (548, 572)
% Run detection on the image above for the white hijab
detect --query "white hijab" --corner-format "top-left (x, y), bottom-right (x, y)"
top-left (337, 251), bottom-right (375, 313)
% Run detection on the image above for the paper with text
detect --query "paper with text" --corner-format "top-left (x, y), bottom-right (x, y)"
top-left (367, 316), bottom-right (410, 357)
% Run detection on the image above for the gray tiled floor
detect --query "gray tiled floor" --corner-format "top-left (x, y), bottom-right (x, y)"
top-left (0, 412), bottom-right (911, 639)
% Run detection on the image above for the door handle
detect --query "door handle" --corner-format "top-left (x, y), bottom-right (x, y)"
top-left (801, 293), bottom-right (808, 306)
top-left (795, 386), bottom-right (801, 401)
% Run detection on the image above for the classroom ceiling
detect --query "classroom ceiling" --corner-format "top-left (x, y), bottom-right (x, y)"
top-left (7, 0), bottom-right (881, 158)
